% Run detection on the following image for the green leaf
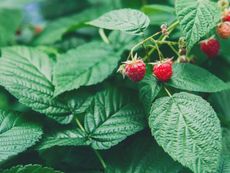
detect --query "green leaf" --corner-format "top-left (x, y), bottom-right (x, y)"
top-left (167, 63), bottom-right (228, 93)
top-left (38, 129), bottom-right (88, 150)
top-left (106, 132), bottom-right (183, 173)
top-left (84, 87), bottom-right (146, 149)
top-left (175, 0), bottom-right (221, 50)
top-left (39, 87), bottom-right (146, 150)
top-left (209, 89), bottom-right (230, 126)
top-left (33, 7), bottom-right (106, 45)
top-left (142, 5), bottom-right (175, 25)
top-left (88, 9), bottom-right (150, 35)
top-left (53, 42), bottom-right (121, 96)
top-left (0, 110), bottom-right (42, 162)
top-left (0, 46), bottom-right (72, 124)
top-left (0, 8), bottom-right (22, 46)
top-left (149, 92), bottom-right (222, 173)
top-left (108, 31), bottom-right (141, 55)
top-left (217, 155), bottom-right (230, 173)
top-left (138, 73), bottom-right (162, 113)
top-left (2, 164), bottom-right (63, 173)
top-left (218, 128), bottom-right (230, 173)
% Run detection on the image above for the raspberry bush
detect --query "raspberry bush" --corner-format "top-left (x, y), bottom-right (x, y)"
top-left (0, 0), bottom-right (230, 173)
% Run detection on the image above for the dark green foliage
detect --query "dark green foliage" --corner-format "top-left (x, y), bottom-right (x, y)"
top-left (0, 0), bottom-right (229, 173)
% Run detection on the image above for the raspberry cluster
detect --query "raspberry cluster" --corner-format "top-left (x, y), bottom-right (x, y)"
top-left (200, 6), bottom-right (230, 58)
top-left (120, 57), bottom-right (173, 83)
top-left (118, 0), bottom-right (230, 83)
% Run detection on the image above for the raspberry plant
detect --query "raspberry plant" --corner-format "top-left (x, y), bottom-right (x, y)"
top-left (0, 0), bottom-right (230, 173)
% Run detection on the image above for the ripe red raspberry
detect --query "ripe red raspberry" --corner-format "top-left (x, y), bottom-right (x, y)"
top-left (200, 38), bottom-right (220, 58)
top-left (123, 58), bottom-right (146, 82)
top-left (217, 22), bottom-right (230, 39)
top-left (153, 59), bottom-right (173, 82)
top-left (223, 9), bottom-right (230, 22)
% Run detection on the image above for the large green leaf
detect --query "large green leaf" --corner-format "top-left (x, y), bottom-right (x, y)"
top-left (175, 0), bottom-right (221, 50)
top-left (38, 129), bottom-right (87, 150)
top-left (149, 92), bottom-right (222, 173)
top-left (142, 4), bottom-right (175, 25)
top-left (39, 87), bottom-right (146, 150)
top-left (0, 110), bottom-right (42, 162)
top-left (2, 164), bottom-right (63, 173)
top-left (53, 42), bottom-right (121, 96)
top-left (0, 8), bottom-right (22, 46)
top-left (88, 9), bottom-right (150, 35)
top-left (106, 132), bottom-right (183, 173)
top-left (0, 46), bottom-right (72, 124)
top-left (138, 73), bottom-right (162, 113)
top-left (84, 87), bottom-right (146, 149)
top-left (33, 7), bottom-right (106, 45)
top-left (167, 63), bottom-right (228, 93)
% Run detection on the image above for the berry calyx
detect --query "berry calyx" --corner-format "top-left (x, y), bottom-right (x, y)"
top-left (119, 55), bottom-right (146, 82)
top-left (153, 59), bottom-right (173, 82)
top-left (217, 22), bottom-right (230, 39)
top-left (200, 38), bottom-right (220, 58)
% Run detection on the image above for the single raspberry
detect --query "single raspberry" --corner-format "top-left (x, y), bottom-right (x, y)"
top-left (200, 38), bottom-right (220, 58)
top-left (119, 56), bottom-right (146, 82)
top-left (223, 9), bottom-right (230, 22)
top-left (153, 59), bottom-right (173, 82)
top-left (217, 22), bottom-right (230, 39)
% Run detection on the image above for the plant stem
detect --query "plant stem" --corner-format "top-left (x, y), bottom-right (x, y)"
top-left (94, 149), bottom-right (107, 170)
top-left (128, 32), bottom-right (161, 59)
top-left (157, 40), bottom-right (178, 45)
top-left (164, 86), bottom-right (172, 97)
top-left (168, 44), bottom-right (180, 57)
top-left (75, 118), bottom-right (85, 132)
top-left (151, 38), bottom-right (164, 61)
top-left (143, 20), bottom-right (179, 61)
top-left (99, 28), bottom-right (110, 44)
top-left (141, 32), bottom-right (148, 55)
top-left (167, 20), bottom-right (180, 32)
top-left (75, 117), bottom-right (107, 170)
